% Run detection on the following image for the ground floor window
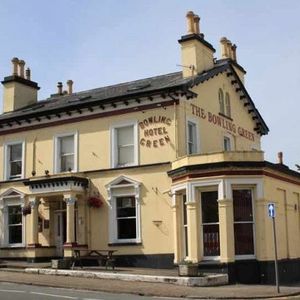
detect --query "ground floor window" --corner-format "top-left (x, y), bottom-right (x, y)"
top-left (8, 205), bottom-right (23, 244)
top-left (116, 196), bottom-right (137, 239)
top-left (106, 175), bottom-right (141, 244)
top-left (201, 191), bottom-right (220, 257)
top-left (233, 189), bottom-right (255, 256)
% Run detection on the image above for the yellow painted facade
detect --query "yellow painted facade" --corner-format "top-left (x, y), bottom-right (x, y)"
top-left (0, 11), bottom-right (299, 283)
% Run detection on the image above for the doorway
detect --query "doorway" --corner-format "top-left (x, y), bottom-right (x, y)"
top-left (54, 211), bottom-right (66, 257)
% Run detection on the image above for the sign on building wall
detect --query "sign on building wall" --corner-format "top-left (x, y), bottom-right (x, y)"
top-left (191, 103), bottom-right (255, 141)
top-left (139, 116), bottom-right (171, 148)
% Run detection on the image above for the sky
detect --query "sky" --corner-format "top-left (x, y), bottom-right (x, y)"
top-left (0, 0), bottom-right (299, 169)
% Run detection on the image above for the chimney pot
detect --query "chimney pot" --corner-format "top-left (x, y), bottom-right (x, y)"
top-left (193, 15), bottom-right (200, 34)
top-left (186, 11), bottom-right (195, 34)
top-left (11, 57), bottom-right (19, 76)
top-left (231, 44), bottom-right (237, 61)
top-left (66, 80), bottom-right (73, 95)
top-left (57, 82), bottom-right (63, 95)
top-left (18, 60), bottom-right (25, 78)
top-left (226, 40), bottom-right (233, 59)
top-left (278, 152), bottom-right (283, 164)
top-left (25, 68), bottom-right (31, 81)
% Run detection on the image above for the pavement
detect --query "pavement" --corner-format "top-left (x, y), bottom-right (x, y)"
top-left (0, 269), bottom-right (299, 299)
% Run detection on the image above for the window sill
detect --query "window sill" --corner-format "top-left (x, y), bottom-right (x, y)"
top-left (218, 113), bottom-right (233, 121)
top-left (108, 242), bottom-right (142, 246)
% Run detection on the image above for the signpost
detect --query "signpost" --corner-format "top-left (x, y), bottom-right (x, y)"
top-left (268, 203), bottom-right (280, 293)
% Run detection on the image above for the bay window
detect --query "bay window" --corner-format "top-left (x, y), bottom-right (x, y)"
top-left (233, 189), bottom-right (255, 257)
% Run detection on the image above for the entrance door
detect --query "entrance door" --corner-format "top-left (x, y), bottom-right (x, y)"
top-left (201, 191), bottom-right (220, 258)
top-left (54, 212), bottom-right (66, 257)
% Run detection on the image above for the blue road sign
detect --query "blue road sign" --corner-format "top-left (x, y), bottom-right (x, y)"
top-left (268, 203), bottom-right (275, 218)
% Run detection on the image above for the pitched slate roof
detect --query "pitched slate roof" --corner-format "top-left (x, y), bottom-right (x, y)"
top-left (0, 60), bottom-right (269, 135)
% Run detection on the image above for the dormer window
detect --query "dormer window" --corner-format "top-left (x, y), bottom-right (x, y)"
top-left (218, 88), bottom-right (225, 114)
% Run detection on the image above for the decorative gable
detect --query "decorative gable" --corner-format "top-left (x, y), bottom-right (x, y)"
top-left (0, 188), bottom-right (26, 200)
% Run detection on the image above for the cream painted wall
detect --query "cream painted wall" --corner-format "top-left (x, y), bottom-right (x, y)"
top-left (0, 105), bottom-right (176, 179)
top-left (262, 176), bottom-right (300, 260)
top-left (178, 72), bottom-right (261, 157)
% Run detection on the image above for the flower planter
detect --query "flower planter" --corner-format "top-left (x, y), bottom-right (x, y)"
top-left (178, 264), bottom-right (199, 277)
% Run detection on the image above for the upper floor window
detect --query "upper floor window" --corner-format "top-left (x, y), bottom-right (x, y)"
top-left (4, 141), bottom-right (24, 180)
top-left (224, 136), bottom-right (231, 151)
top-left (54, 133), bottom-right (78, 173)
top-left (111, 122), bottom-right (138, 168)
top-left (218, 88), bottom-right (225, 115)
top-left (187, 121), bottom-right (198, 154)
top-left (225, 93), bottom-right (231, 118)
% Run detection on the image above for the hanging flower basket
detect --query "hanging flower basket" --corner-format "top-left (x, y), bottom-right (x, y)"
top-left (87, 196), bottom-right (103, 208)
top-left (22, 204), bottom-right (32, 216)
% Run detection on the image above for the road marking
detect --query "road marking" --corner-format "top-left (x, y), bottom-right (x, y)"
top-left (30, 291), bottom-right (78, 299)
top-left (0, 289), bottom-right (26, 293)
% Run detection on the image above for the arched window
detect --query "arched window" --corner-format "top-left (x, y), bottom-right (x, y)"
top-left (218, 89), bottom-right (225, 114)
top-left (225, 93), bottom-right (231, 117)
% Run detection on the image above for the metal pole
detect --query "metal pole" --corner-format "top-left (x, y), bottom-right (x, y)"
top-left (272, 216), bottom-right (280, 293)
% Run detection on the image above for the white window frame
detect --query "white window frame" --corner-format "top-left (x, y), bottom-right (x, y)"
top-left (106, 176), bottom-right (141, 244)
top-left (110, 121), bottom-right (138, 168)
top-left (186, 117), bottom-right (200, 155)
top-left (0, 189), bottom-right (26, 248)
top-left (4, 140), bottom-right (25, 180)
top-left (54, 131), bottom-right (78, 174)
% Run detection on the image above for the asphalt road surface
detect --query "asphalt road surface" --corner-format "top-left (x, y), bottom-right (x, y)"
top-left (0, 282), bottom-right (179, 300)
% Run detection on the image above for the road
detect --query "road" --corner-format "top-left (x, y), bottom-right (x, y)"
top-left (0, 282), bottom-right (179, 300)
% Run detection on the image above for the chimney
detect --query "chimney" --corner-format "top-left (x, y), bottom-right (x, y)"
top-left (278, 152), bottom-right (283, 165)
top-left (178, 11), bottom-right (215, 78)
top-left (26, 68), bottom-right (31, 81)
top-left (57, 82), bottom-right (63, 95)
top-left (219, 37), bottom-right (245, 82)
top-left (1, 57), bottom-right (39, 113)
top-left (66, 80), bottom-right (73, 95)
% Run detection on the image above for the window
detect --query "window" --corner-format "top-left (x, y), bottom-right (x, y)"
top-left (54, 133), bottom-right (77, 173)
top-left (4, 142), bottom-right (24, 180)
top-left (225, 93), bottom-right (231, 117)
top-left (201, 191), bottom-right (220, 257)
top-left (106, 175), bottom-right (141, 244)
top-left (8, 205), bottom-right (23, 244)
top-left (218, 89), bottom-right (225, 114)
top-left (233, 189), bottom-right (255, 256)
top-left (224, 136), bottom-right (231, 151)
top-left (116, 196), bottom-right (136, 239)
top-left (111, 122), bottom-right (138, 168)
top-left (187, 121), bottom-right (197, 154)
top-left (0, 189), bottom-right (25, 247)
